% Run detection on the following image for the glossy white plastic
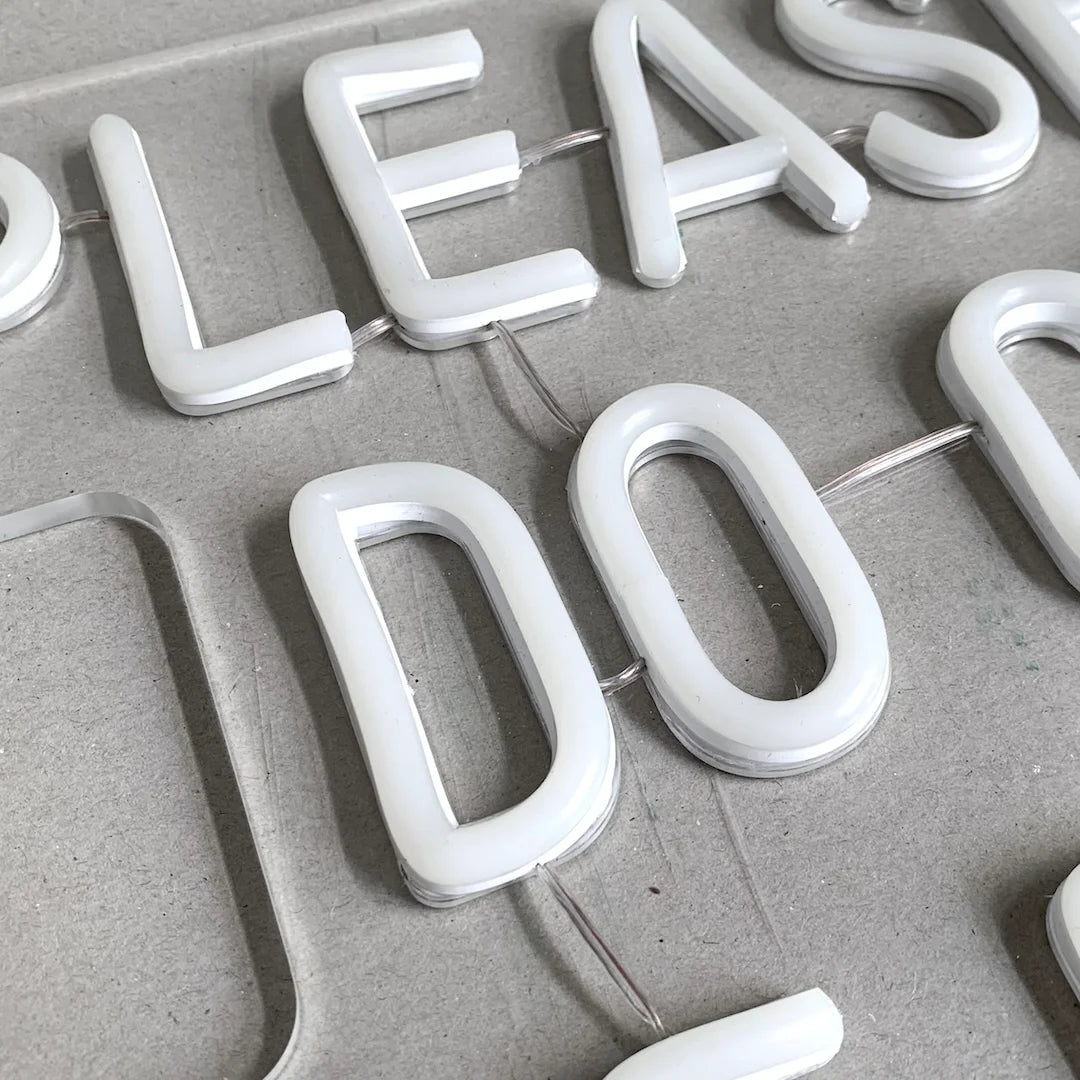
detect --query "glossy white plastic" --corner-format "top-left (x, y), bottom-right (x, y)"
top-left (0, 153), bottom-right (63, 332)
top-left (936, 269), bottom-right (1080, 592)
top-left (568, 384), bottom-right (891, 777)
top-left (303, 31), bottom-right (599, 348)
top-left (775, 0), bottom-right (1040, 198)
top-left (87, 115), bottom-right (353, 415)
top-left (980, 0), bottom-right (1080, 125)
top-left (1048, 864), bottom-right (1080, 1002)
top-left (603, 989), bottom-right (844, 1079)
top-left (378, 130), bottom-right (521, 219)
top-left (290, 463), bottom-right (619, 906)
top-left (590, 0), bottom-right (868, 289)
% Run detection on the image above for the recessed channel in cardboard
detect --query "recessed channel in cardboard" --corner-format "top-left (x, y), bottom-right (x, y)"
top-left (0, 516), bottom-right (293, 1080)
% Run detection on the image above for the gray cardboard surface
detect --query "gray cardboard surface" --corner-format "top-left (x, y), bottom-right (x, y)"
top-left (2, 0), bottom-right (1080, 1077)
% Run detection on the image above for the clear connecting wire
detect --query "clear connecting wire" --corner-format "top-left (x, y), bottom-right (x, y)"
top-left (816, 421), bottom-right (979, 502)
top-left (351, 314), bottom-right (587, 438)
top-left (824, 124), bottom-right (869, 152)
top-left (524, 121), bottom-right (876, 166)
top-left (600, 657), bottom-right (647, 695)
top-left (491, 320), bottom-right (587, 440)
top-left (535, 861), bottom-right (669, 1040)
top-left (350, 312), bottom-right (396, 351)
top-left (61, 209), bottom-right (110, 233)
top-left (519, 126), bottom-right (609, 169)
top-left (351, 311), bottom-right (979, 534)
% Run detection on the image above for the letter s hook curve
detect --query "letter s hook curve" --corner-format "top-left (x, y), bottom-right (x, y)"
top-left (775, 0), bottom-right (1040, 198)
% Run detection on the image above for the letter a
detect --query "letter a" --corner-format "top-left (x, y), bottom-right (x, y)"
top-left (591, 0), bottom-right (869, 289)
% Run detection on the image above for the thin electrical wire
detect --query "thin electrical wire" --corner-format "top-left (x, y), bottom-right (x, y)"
top-left (816, 422), bottom-right (979, 502)
top-left (535, 861), bottom-right (669, 1040)
top-left (491, 321), bottom-right (586, 439)
top-left (599, 658), bottom-right (647, 695)
top-left (61, 210), bottom-right (110, 233)
top-left (519, 127), bottom-right (609, 169)
top-left (824, 124), bottom-right (869, 152)
top-left (351, 312), bottom-right (397, 351)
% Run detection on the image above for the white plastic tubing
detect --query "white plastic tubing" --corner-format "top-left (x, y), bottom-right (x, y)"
top-left (0, 153), bottom-right (63, 332)
top-left (303, 30), bottom-right (599, 348)
top-left (88, 115), bottom-right (354, 415)
top-left (1049, 864), bottom-right (1080, 1004)
top-left (290, 419), bottom-right (856, 1075)
top-left (6, 5), bottom-right (1064, 401)
top-left (569, 384), bottom-right (891, 777)
top-left (290, 462), bottom-right (619, 907)
top-left (292, 385), bottom-right (893, 896)
top-left (591, 0), bottom-right (869, 288)
top-left (937, 269), bottom-right (1080, 592)
top-left (979, 0), bottom-right (1080, 126)
top-left (83, 31), bottom-right (599, 414)
top-left (602, 989), bottom-right (844, 1079)
top-left (774, 0), bottom-right (1040, 198)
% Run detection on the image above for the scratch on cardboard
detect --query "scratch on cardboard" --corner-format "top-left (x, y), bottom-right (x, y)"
top-left (709, 773), bottom-right (785, 959)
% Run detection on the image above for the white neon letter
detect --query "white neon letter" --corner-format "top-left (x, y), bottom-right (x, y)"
top-left (590, 0), bottom-right (869, 289)
top-left (569, 383), bottom-right (891, 777)
top-left (87, 115), bottom-right (353, 415)
top-left (980, 0), bottom-right (1080, 125)
top-left (1049, 864), bottom-right (1080, 1002)
top-left (604, 990), bottom-right (843, 1079)
top-left (290, 462), bottom-right (618, 906)
top-left (937, 269), bottom-right (1080, 591)
top-left (303, 31), bottom-right (599, 349)
top-left (775, 0), bottom-right (1040, 198)
top-left (0, 153), bottom-right (62, 332)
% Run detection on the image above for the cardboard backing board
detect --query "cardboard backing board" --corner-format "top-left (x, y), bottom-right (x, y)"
top-left (2, 0), bottom-right (1080, 1076)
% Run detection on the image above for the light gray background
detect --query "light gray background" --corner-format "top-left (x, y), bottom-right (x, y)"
top-left (2, 0), bottom-right (1080, 1076)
